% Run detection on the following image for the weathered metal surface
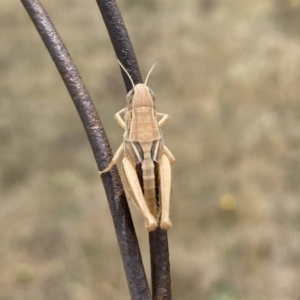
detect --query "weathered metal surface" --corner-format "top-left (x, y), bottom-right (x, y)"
top-left (95, 1), bottom-right (172, 299)
top-left (149, 229), bottom-right (171, 300)
top-left (20, 0), bottom-right (151, 299)
top-left (95, 0), bottom-right (142, 91)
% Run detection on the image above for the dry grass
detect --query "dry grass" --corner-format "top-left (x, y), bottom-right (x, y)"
top-left (1, 0), bottom-right (300, 299)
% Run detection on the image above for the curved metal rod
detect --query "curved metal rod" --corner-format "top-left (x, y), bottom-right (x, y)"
top-left (95, 1), bottom-right (172, 299)
top-left (20, 0), bottom-right (151, 299)
top-left (96, 0), bottom-right (142, 91)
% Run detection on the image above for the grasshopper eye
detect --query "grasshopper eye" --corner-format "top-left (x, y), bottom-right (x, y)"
top-left (148, 88), bottom-right (156, 101)
top-left (126, 89), bottom-right (134, 102)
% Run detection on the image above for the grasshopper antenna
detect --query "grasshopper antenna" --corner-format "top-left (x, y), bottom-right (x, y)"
top-left (115, 54), bottom-right (135, 90)
top-left (145, 57), bottom-right (159, 86)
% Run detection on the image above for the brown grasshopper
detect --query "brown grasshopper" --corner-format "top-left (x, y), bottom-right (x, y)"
top-left (99, 60), bottom-right (175, 231)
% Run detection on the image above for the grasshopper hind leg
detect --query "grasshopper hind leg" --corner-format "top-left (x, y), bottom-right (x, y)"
top-left (121, 156), bottom-right (158, 231)
top-left (158, 153), bottom-right (172, 230)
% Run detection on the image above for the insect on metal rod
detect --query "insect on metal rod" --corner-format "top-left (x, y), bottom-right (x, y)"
top-left (100, 59), bottom-right (175, 231)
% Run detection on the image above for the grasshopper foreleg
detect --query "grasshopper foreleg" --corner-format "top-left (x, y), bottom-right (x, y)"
top-left (157, 112), bottom-right (170, 127)
top-left (114, 108), bottom-right (126, 129)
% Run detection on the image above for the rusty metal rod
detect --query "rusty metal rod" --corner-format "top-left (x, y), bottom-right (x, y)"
top-left (95, 0), bottom-right (142, 92)
top-left (95, 1), bottom-right (172, 299)
top-left (149, 229), bottom-right (171, 299)
top-left (20, 0), bottom-right (151, 299)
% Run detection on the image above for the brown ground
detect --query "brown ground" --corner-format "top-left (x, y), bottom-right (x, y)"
top-left (1, 0), bottom-right (300, 299)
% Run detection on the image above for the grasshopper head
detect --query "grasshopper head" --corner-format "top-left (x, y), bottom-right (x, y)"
top-left (117, 56), bottom-right (158, 109)
top-left (126, 83), bottom-right (156, 109)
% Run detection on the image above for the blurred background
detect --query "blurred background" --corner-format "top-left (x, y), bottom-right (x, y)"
top-left (1, 0), bottom-right (300, 299)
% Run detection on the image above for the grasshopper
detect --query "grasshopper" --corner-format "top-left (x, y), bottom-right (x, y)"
top-left (99, 60), bottom-right (175, 231)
